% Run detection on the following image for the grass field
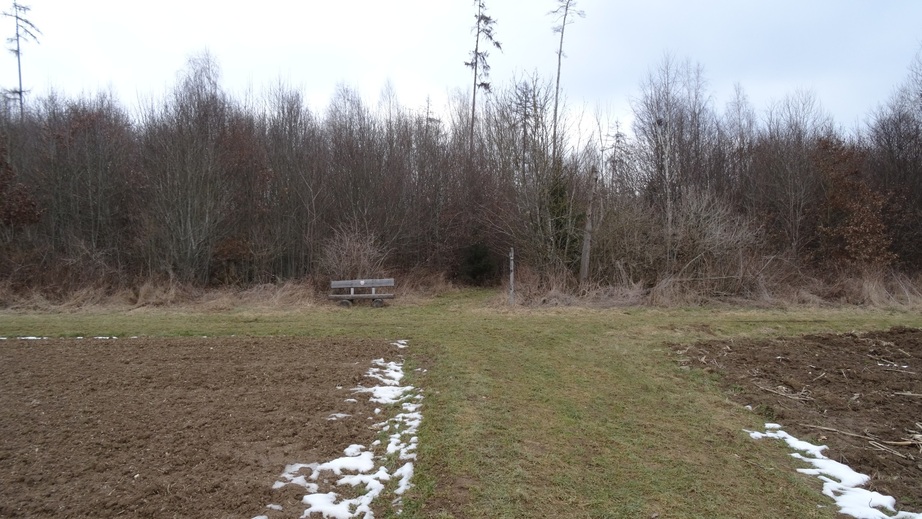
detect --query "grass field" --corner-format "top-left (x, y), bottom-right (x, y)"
top-left (2, 289), bottom-right (921, 518)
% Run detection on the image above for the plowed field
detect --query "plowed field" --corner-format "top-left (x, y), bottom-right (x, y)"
top-left (0, 336), bottom-right (400, 518)
top-left (678, 326), bottom-right (922, 513)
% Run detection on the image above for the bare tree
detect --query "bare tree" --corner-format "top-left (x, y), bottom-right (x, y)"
top-left (722, 83), bottom-right (756, 207)
top-left (139, 53), bottom-right (233, 282)
top-left (750, 90), bottom-right (831, 260)
top-left (633, 56), bottom-right (683, 271)
top-left (260, 83), bottom-right (324, 278)
top-left (633, 55), bottom-right (722, 272)
top-left (36, 93), bottom-right (137, 279)
top-left (578, 108), bottom-right (615, 284)
top-left (864, 49), bottom-right (922, 272)
top-left (549, 0), bottom-right (584, 168)
top-left (3, 1), bottom-right (40, 120)
top-left (465, 0), bottom-right (501, 155)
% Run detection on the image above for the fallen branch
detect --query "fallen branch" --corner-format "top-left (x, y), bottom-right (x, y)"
top-left (799, 424), bottom-right (875, 441)
top-left (869, 441), bottom-right (908, 459)
top-left (894, 392), bottom-right (922, 397)
top-left (881, 368), bottom-right (917, 375)
top-left (801, 425), bottom-right (922, 455)
top-left (755, 384), bottom-right (813, 401)
top-left (866, 353), bottom-right (899, 365)
top-left (877, 439), bottom-right (921, 447)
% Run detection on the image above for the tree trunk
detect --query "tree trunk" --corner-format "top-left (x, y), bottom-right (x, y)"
top-left (579, 174), bottom-right (595, 284)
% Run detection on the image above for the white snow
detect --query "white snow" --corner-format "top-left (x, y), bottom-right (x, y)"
top-left (272, 463), bottom-right (320, 492)
top-left (364, 359), bottom-right (404, 386)
top-left (746, 423), bottom-right (922, 519)
top-left (392, 462), bottom-right (414, 495)
top-left (316, 448), bottom-right (376, 475)
top-left (260, 339), bottom-right (421, 519)
top-left (353, 385), bottom-right (414, 405)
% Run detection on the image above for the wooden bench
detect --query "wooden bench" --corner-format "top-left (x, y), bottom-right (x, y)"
top-left (329, 278), bottom-right (395, 307)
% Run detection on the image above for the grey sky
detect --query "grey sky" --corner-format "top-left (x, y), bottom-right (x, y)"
top-left (4, 0), bottom-right (921, 133)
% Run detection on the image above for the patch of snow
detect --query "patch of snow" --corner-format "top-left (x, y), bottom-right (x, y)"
top-left (302, 491), bottom-right (365, 519)
top-left (328, 413), bottom-right (352, 421)
top-left (273, 463), bottom-right (320, 491)
top-left (265, 342), bottom-right (422, 518)
top-left (342, 444), bottom-right (364, 457)
top-left (364, 359), bottom-right (404, 386)
top-left (746, 423), bottom-right (922, 519)
top-left (266, 503), bottom-right (283, 511)
top-left (391, 340), bottom-right (408, 349)
top-left (392, 462), bottom-right (414, 495)
top-left (354, 385), bottom-right (414, 405)
top-left (316, 448), bottom-right (375, 476)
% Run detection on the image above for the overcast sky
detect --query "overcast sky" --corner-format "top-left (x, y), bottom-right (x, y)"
top-left (3, 0), bottom-right (921, 133)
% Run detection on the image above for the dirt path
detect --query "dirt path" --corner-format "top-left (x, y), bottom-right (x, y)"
top-left (0, 336), bottom-right (399, 518)
top-left (677, 326), bottom-right (922, 513)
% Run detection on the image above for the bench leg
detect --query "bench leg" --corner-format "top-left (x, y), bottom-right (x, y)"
top-left (372, 298), bottom-right (385, 308)
top-left (339, 299), bottom-right (353, 308)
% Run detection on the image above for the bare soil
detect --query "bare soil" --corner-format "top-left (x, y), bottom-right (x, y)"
top-left (0, 336), bottom-right (401, 518)
top-left (677, 326), bottom-right (922, 514)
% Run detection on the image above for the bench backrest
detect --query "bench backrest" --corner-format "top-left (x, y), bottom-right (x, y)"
top-left (330, 278), bottom-right (395, 289)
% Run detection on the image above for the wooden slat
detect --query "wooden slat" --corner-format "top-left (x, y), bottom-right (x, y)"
top-left (330, 278), bottom-right (395, 289)
top-left (328, 293), bottom-right (395, 300)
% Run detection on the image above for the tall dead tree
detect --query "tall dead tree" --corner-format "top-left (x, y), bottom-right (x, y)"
top-left (550, 1), bottom-right (589, 282)
top-left (3, 1), bottom-right (40, 120)
top-left (549, 0), bottom-right (583, 168)
top-left (465, 0), bottom-right (501, 156)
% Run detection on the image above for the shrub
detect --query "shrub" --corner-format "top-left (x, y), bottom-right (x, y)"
top-left (317, 225), bottom-right (389, 280)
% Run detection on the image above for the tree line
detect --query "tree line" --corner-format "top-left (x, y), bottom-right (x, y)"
top-left (1, 49), bottom-right (921, 299)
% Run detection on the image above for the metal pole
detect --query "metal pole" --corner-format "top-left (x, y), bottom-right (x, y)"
top-left (509, 247), bottom-right (515, 305)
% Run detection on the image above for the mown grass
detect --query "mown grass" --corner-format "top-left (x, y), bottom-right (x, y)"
top-left (2, 291), bottom-right (921, 518)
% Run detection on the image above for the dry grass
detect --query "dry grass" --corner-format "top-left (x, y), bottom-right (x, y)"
top-left (777, 271), bottom-right (922, 309)
top-left (2, 266), bottom-right (921, 314)
top-left (496, 265), bottom-right (578, 307)
top-left (393, 270), bottom-right (459, 304)
top-left (0, 279), bottom-right (318, 312)
top-left (0, 273), bottom-right (462, 313)
top-left (500, 264), bottom-right (922, 310)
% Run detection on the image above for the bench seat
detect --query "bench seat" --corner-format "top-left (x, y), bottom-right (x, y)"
top-left (328, 278), bottom-right (395, 306)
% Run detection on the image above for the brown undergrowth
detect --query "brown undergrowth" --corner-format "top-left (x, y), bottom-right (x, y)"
top-left (2, 265), bottom-right (921, 311)
top-left (0, 270), bottom-right (459, 311)
top-left (504, 268), bottom-right (922, 309)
